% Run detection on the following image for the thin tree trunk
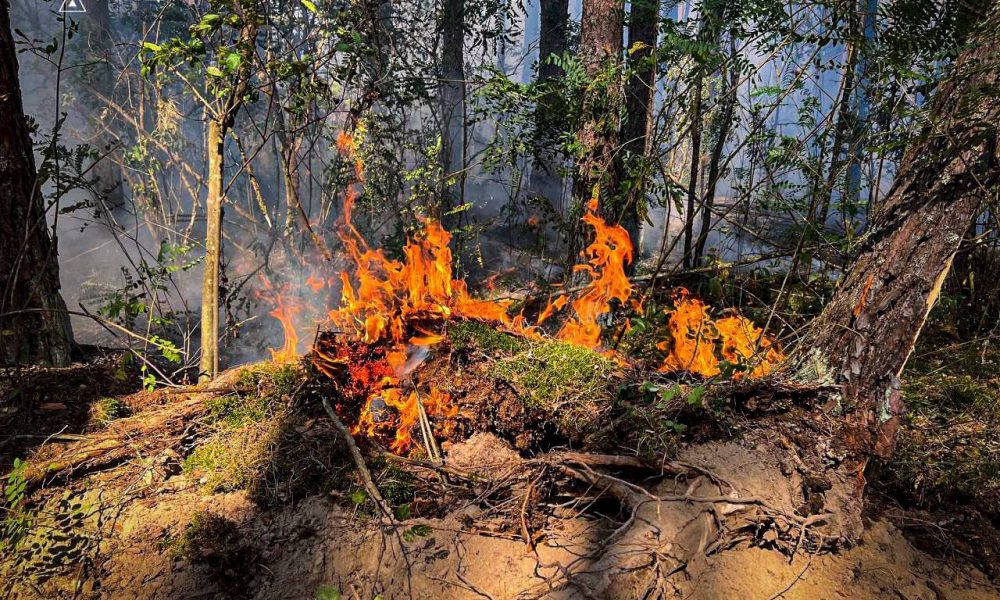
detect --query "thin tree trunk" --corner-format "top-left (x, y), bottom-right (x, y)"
top-left (844, 0), bottom-right (877, 214)
top-left (199, 119), bottom-right (224, 382)
top-left (818, 40), bottom-right (858, 227)
top-left (0, 0), bottom-right (73, 366)
top-left (527, 0), bottom-right (570, 204)
top-left (800, 1), bottom-right (1000, 457)
top-left (618, 0), bottom-right (658, 259)
top-left (681, 75), bottom-right (703, 269)
top-left (81, 0), bottom-right (124, 208)
top-left (439, 0), bottom-right (465, 223)
top-left (693, 34), bottom-right (737, 263)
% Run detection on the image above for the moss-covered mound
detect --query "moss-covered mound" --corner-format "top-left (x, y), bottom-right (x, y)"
top-left (442, 320), bottom-right (622, 449)
top-left (880, 341), bottom-right (1000, 517)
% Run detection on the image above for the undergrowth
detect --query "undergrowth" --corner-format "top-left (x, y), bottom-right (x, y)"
top-left (488, 340), bottom-right (617, 408)
top-left (882, 339), bottom-right (1000, 515)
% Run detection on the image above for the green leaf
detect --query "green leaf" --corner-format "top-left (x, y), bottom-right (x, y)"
top-left (142, 42), bottom-right (162, 52)
top-left (659, 384), bottom-right (682, 405)
top-left (686, 386), bottom-right (705, 408)
top-left (301, 0), bottom-right (317, 13)
top-left (349, 489), bottom-right (367, 505)
top-left (402, 524), bottom-right (431, 542)
top-left (206, 66), bottom-right (224, 78)
top-left (223, 52), bottom-right (241, 73)
top-left (314, 586), bottom-right (340, 600)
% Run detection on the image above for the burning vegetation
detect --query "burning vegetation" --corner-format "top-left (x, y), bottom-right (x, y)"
top-left (265, 133), bottom-right (785, 457)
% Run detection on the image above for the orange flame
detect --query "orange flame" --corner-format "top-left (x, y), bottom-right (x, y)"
top-left (305, 131), bottom-right (784, 454)
top-left (269, 295), bottom-right (303, 364)
top-left (657, 289), bottom-right (784, 378)
top-left (548, 197), bottom-right (633, 348)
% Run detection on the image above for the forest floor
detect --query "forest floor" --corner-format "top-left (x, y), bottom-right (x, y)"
top-left (2, 327), bottom-right (1000, 599)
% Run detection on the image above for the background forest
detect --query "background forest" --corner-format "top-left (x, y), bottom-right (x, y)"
top-left (9, 0), bottom-right (994, 378)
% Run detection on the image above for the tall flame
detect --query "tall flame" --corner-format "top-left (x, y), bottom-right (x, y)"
top-left (268, 295), bottom-right (302, 364)
top-left (540, 197), bottom-right (634, 348)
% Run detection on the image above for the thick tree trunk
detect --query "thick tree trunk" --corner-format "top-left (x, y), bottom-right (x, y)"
top-left (0, 0), bottom-right (73, 366)
top-left (199, 120), bottom-right (224, 382)
top-left (618, 0), bottom-right (658, 259)
top-left (800, 1), bottom-right (1000, 457)
top-left (567, 0), bottom-right (623, 271)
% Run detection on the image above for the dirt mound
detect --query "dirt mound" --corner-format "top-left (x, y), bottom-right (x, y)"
top-left (3, 357), bottom-right (999, 599)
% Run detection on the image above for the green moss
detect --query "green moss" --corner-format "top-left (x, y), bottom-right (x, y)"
top-left (183, 363), bottom-right (301, 494)
top-left (488, 340), bottom-right (617, 408)
top-left (206, 363), bottom-right (300, 427)
top-left (377, 462), bottom-right (416, 508)
top-left (887, 370), bottom-right (1000, 513)
top-left (92, 397), bottom-right (131, 425)
top-left (447, 320), bottom-right (530, 355)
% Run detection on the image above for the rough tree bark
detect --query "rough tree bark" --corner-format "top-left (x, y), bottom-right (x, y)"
top-left (567, 0), bottom-right (623, 272)
top-left (617, 0), bottom-right (658, 259)
top-left (0, 0), bottom-right (74, 366)
top-left (799, 0), bottom-right (1000, 457)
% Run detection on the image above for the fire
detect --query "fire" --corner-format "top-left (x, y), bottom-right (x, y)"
top-left (268, 295), bottom-right (302, 364)
top-left (356, 386), bottom-right (457, 454)
top-left (282, 129), bottom-right (784, 454)
top-left (539, 197), bottom-right (633, 348)
top-left (657, 289), bottom-right (784, 378)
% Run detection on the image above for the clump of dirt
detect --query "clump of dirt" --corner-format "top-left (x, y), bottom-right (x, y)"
top-left (167, 511), bottom-right (258, 596)
top-left (445, 432), bottom-right (522, 475)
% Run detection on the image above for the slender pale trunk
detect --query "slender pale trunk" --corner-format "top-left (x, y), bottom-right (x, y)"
top-left (199, 119), bottom-right (224, 381)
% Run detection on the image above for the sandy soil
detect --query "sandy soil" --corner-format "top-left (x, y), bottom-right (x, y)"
top-left (6, 434), bottom-right (997, 600)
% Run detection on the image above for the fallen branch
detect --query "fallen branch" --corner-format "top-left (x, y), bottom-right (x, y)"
top-left (320, 395), bottom-right (393, 521)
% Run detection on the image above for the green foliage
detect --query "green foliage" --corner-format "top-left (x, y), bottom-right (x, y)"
top-left (205, 364), bottom-right (299, 427)
top-left (315, 586), bottom-right (341, 600)
top-left (883, 335), bottom-right (1000, 516)
top-left (92, 397), bottom-right (132, 425)
top-left (183, 364), bottom-right (301, 492)
top-left (401, 524), bottom-right (432, 543)
top-left (1, 459), bottom-right (31, 554)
